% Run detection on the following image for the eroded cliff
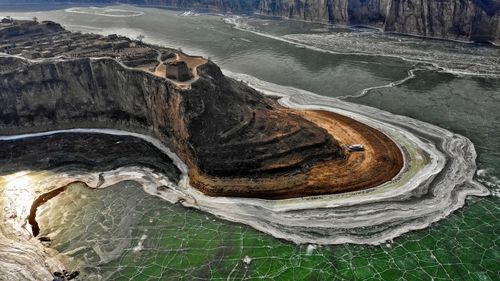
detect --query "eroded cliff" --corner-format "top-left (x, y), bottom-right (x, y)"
top-left (1, 55), bottom-right (348, 193)
top-left (259, 0), bottom-right (500, 42)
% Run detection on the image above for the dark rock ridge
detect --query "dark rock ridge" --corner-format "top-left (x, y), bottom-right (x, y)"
top-left (0, 21), bottom-right (344, 198)
top-left (7, 0), bottom-right (499, 42)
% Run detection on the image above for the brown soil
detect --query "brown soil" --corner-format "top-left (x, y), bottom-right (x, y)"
top-left (189, 109), bottom-right (404, 199)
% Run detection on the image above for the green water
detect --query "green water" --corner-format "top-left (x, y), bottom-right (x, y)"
top-left (39, 182), bottom-right (499, 280)
top-left (1, 4), bottom-right (499, 280)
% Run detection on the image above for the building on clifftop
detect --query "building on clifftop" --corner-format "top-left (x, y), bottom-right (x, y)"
top-left (165, 60), bottom-right (192, 82)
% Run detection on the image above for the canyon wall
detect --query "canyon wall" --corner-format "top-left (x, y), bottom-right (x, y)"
top-left (258, 0), bottom-right (500, 42)
top-left (258, 0), bottom-right (390, 26)
top-left (384, 0), bottom-right (500, 42)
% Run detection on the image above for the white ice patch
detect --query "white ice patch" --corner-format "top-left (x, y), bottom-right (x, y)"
top-left (65, 7), bottom-right (145, 18)
top-left (282, 33), bottom-right (500, 77)
top-left (306, 244), bottom-right (317, 255)
top-left (180, 11), bottom-right (200, 17)
top-left (243, 255), bottom-right (252, 265)
top-left (476, 168), bottom-right (491, 177)
top-left (132, 234), bottom-right (148, 252)
top-left (475, 168), bottom-right (500, 197)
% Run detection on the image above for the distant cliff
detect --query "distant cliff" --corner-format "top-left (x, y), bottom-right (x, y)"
top-left (258, 0), bottom-right (500, 43)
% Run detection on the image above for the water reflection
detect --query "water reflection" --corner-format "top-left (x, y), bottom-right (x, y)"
top-left (3, 171), bottom-right (35, 226)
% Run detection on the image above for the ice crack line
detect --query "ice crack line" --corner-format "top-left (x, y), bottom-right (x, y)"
top-left (338, 67), bottom-right (429, 100)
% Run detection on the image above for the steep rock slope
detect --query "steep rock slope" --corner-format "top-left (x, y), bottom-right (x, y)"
top-left (258, 0), bottom-right (499, 42)
top-left (0, 55), bottom-right (343, 198)
top-left (385, 0), bottom-right (500, 42)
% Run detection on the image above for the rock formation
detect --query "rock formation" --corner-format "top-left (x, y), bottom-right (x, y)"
top-left (258, 0), bottom-right (500, 42)
top-left (0, 21), bottom-right (360, 199)
top-left (0, 20), bottom-right (405, 198)
top-left (384, 0), bottom-right (500, 42)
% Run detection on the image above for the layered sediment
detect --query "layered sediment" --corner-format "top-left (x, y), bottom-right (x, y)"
top-left (0, 20), bottom-right (402, 198)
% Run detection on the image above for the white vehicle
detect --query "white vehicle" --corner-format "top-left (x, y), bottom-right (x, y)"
top-left (348, 144), bottom-right (365, 152)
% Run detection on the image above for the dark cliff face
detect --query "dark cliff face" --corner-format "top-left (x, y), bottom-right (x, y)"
top-left (259, 0), bottom-right (499, 42)
top-left (384, 0), bottom-right (500, 42)
top-left (0, 56), bottom-right (341, 178)
top-left (0, 58), bottom-right (157, 128)
top-left (258, 0), bottom-right (389, 24)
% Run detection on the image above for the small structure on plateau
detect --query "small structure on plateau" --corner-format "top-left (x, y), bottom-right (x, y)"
top-left (165, 60), bottom-right (192, 82)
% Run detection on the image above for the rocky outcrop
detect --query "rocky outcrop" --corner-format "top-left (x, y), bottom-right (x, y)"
top-left (0, 20), bottom-right (63, 40)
